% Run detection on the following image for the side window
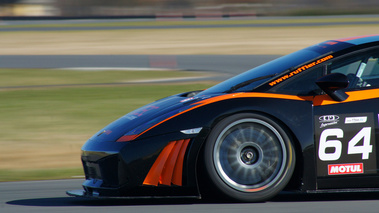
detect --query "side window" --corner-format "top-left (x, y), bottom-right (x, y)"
top-left (329, 60), bottom-right (362, 76)
top-left (360, 56), bottom-right (379, 88)
top-left (329, 49), bottom-right (379, 89)
top-left (328, 56), bottom-right (366, 89)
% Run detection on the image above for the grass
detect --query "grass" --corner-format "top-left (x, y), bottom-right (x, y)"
top-left (0, 69), bottom-right (215, 181)
top-left (0, 168), bottom-right (84, 182)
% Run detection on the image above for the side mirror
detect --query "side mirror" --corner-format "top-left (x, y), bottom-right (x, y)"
top-left (316, 73), bottom-right (349, 102)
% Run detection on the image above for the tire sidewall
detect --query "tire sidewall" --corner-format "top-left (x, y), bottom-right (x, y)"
top-left (203, 113), bottom-right (295, 202)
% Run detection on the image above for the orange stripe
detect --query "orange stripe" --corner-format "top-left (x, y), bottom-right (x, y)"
top-left (313, 88), bottom-right (379, 106)
top-left (143, 141), bottom-right (176, 186)
top-left (159, 140), bottom-right (184, 185)
top-left (172, 139), bottom-right (190, 186)
top-left (193, 93), bottom-right (312, 106)
top-left (132, 93), bottom-right (312, 141)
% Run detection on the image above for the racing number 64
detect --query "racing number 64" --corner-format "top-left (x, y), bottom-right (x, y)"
top-left (318, 127), bottom-right (372, 161)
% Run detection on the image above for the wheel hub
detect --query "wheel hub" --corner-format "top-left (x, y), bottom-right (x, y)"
top-left (240, 147), bottom-right (259, 165)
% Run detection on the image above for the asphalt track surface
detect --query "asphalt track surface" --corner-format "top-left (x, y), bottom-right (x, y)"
top-left (3, 179), bottom-right (379, 213)
top-left (0, 55), bottom-right (280, 78)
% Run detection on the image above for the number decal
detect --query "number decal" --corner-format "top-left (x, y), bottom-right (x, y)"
top-left (347, 127), bottom-right (372, 160)
top-left (319, 128), bottom-right (343, 161)
top-left (315, 113), bottom-right (376, 177)
top-left (318, 127), bottom-right (372, 161)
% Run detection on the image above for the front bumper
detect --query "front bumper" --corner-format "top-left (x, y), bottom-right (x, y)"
top-left (76, 132), bottom-right (204, 198)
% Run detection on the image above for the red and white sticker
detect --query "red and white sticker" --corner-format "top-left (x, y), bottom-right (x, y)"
top-left (328, 163), bottom-right (364, 175)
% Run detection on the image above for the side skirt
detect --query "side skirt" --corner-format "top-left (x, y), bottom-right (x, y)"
top-left (307, 188), bottom-right (379, 193)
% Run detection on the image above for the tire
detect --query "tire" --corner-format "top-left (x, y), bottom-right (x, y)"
top-left (202, 113), bottom-right (295, 202)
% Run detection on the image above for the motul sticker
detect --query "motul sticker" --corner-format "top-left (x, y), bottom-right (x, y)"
top-left (328, 163), bottom-right (363, 175)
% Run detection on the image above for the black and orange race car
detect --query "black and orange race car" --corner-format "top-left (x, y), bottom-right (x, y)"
top-left (68, 35), bottom-right (379, 202)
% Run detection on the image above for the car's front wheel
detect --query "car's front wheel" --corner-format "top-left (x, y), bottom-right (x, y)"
top-left (202, 113), bottom-right (295, 202)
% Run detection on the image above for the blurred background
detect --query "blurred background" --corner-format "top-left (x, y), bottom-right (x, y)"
top-left (1, 0), bottom-right (379, 17)
top-left (1, 0), bottom-right (379, 182)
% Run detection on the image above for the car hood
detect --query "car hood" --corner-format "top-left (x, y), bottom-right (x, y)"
top-left (88, 91), bottom-right (218, 143)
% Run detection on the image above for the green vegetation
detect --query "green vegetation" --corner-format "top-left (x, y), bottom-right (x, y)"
top-left (0, 168), bottom-right (84, 182)
top-left (0, 68), bottom-right (215, 182)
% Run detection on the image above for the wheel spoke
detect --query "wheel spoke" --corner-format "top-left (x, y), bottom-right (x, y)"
top-left (241, 166), bottom-right (250, 181)
top-left (236, 126), bottom-right (246, 141)
top-left (256, 129), bottom-right (266, 142)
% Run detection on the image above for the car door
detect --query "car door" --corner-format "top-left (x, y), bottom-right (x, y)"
top-left (313, 48), bottom-right (379, 189)
top-left (270, 46), bottom-right (379, 190)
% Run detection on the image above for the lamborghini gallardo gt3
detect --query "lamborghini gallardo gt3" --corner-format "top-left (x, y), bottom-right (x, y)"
top-left (68, 35), bottom-right (379, 202)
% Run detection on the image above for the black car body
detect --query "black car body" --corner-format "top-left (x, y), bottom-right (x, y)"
top-left (68, 35), bottom-right (379, 202)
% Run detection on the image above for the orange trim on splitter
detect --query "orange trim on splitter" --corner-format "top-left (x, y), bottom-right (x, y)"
top-left (143, 141), bottom-right (176, 186)
top-left (143, 139), bottom-right (191, 186)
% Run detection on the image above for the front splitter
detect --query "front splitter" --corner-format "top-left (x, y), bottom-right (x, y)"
top-left (66, 190), bottom-right (200, 200)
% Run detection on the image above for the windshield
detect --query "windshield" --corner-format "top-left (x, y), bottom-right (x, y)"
top-left (198, 40), bottom-right (354, 95)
